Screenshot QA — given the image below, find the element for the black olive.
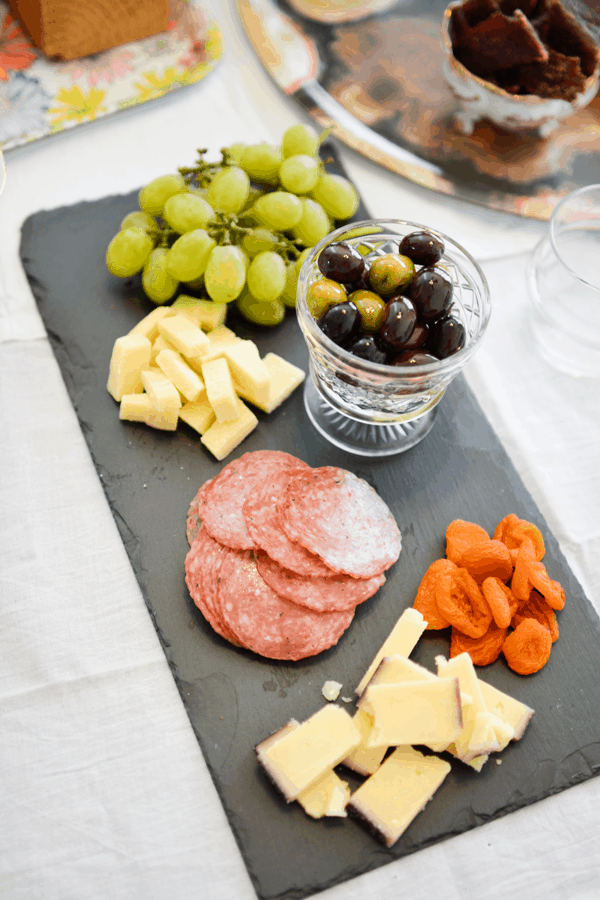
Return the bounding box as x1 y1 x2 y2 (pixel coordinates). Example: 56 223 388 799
317 241 365 283
407 267 453 323
400 231 444 266
348 335 388 364
429 315 466 359
318 300 362 347
379 296 417 351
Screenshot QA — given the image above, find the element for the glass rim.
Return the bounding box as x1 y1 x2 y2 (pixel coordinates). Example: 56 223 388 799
549 183 600 294
296 218 491 377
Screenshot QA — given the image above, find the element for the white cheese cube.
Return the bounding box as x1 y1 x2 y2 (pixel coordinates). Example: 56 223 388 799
129 306 174 343
255 705 361 802
107 334 151 401
172 295 227 331
179 397 216 435
157 313 209 358
221 341 270 406
201 357 239 424
156 349 205 402
141 368 182 413
361 678 462 748
234 352 305 413
200 396 258 461
356 608 427 696
347 746 451 847
150 333 179 365
119 393 178 431
186 325 241 372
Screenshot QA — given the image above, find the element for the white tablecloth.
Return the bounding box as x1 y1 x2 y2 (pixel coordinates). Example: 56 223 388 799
1 3 599 899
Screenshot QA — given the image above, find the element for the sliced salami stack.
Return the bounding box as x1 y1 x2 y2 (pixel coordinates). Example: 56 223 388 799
184 451 402 661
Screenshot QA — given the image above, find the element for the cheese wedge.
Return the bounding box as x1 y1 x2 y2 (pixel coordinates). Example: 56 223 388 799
361 678 462 748
234 352 305 413
141 368 182 413
347 746 451 847
201 357 239 424
107 334 151 401
157 313 209 358
200 396 258 461
436 655 501 761
342 708 388 777
255 705 361 802
221 341 270 406
155 349 205 403
356 608 427 696
179 397 216 435
478 679 534 741
119 393 178 431
297 770 350 819
129 306 174 342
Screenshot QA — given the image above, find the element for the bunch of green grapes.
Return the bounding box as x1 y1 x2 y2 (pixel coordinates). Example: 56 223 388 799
105 123 360 326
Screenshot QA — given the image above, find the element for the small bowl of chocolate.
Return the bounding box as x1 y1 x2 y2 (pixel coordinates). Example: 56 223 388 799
442 0 600 136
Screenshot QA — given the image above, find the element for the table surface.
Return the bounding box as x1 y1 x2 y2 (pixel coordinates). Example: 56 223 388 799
2 3 600 900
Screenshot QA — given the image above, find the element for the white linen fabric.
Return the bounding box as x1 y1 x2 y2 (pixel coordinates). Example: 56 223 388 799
1 3 599 899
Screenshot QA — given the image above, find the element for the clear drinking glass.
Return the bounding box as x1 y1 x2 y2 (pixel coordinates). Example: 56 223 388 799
527 184 600 378
296 219 491 456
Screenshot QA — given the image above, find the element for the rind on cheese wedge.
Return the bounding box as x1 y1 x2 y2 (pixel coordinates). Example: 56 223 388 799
347 746 451 847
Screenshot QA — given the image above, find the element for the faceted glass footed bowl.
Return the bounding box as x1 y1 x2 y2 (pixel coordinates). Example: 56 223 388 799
296 219 491 456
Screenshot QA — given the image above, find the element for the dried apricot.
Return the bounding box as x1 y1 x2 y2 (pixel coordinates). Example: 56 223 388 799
510 538 537 602
450 621 507 666
413 559 455 629
493 513 519 545
495 514 545 561
526 562 565 611
445 519 489 567
502 618 552 675
461 540 513 584
512 590 559 642
481 577 517 628
435 567 492 639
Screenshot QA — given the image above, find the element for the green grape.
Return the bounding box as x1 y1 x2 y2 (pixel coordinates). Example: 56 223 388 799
239 143 282 184
138 173 187 217
292 198 331 247
120 211 156 233
163 193 214 233
242 227 279 257
106 227 154 277
224 142 247 165
142 248 179 304
207 166 250 214
294 247 312 278
166 229 216 282
279 154 320 194
252 191 303 231
236 291 285 327
204 245 247 303
247 251 286 303
281 123 319 158
311 174 359 221
280 261 299 308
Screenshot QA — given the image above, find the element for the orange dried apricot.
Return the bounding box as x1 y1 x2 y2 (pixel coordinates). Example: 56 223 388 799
481 577 517 629
450 621 507 666
461 539 513 584
495 514 545 561
413 558 455 629
435 567 492 639
510 538 537 602
493 513 519 545
445 519 489 567
502 618 552 675
526 562 565 611
512 590 559 642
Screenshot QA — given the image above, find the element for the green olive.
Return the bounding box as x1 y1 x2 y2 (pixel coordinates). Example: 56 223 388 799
306 278 347 319
348 290 386 333
368 253 415 296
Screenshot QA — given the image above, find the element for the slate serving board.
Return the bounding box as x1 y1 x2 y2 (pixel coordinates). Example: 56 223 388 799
20 147 600 900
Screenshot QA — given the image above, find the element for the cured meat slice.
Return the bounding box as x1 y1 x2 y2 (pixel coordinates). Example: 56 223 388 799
218 551 354 661
243 466 338 578
255 551 386 613
184 524 242 646
281 467 402 579
200 450 307 550
186 478 213 546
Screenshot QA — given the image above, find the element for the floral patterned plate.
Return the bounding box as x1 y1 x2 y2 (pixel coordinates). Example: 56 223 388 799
0 0 222 152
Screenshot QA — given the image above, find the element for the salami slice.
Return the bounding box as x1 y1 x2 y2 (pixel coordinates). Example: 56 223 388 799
218 550 354 661
255 551 386 613
243 466 338 578
184 524 242 646
200 450 307 550
186 478 213 546
281 467 402 579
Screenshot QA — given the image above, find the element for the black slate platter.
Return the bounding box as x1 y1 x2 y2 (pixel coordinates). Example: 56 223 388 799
20 145 600 900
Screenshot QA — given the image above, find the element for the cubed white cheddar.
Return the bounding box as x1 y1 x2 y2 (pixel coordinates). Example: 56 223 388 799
157 313 210 358
347 746 451 847
361 678 462 748
201 357 239 424
342 708 388 777
172 295 227 331
179 396 216 435
186 325 241 373
478 679 534 741
141 367 182 413
255 705 361 802
107 334 151 401
119 393 178 431
297 769 350 819
234 352 305 413
201 396 258 461
129 306 174 343
355 608 427 696
155 349 205 402
221 340 270 406
150 333 180 365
